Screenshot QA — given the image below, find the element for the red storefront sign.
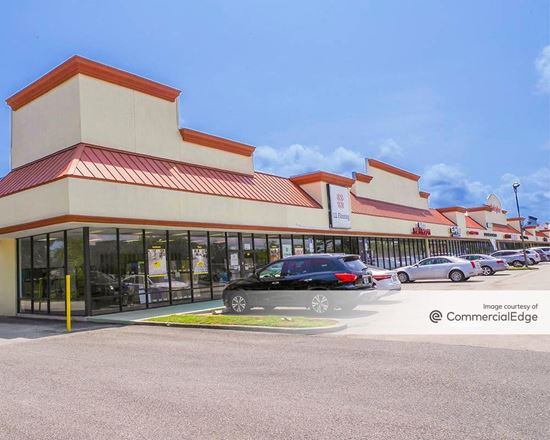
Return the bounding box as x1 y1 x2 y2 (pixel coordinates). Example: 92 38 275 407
467 231 479 235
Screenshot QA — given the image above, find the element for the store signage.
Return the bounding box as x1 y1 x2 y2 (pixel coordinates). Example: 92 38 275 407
467 231 479 235
483 232 497 237
450 226 462 237
148 248 167 275
503 234 512 239
192 245 209 274
327 184 351 229
486 194 503 213
412 222 431 236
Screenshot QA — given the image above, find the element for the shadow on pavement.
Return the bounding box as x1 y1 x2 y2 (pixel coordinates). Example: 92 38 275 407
0 317 120 341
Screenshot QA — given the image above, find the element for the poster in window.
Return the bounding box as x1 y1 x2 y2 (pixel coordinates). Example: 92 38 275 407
192 246 209 274
269 244 281 262
229 252 239 269
294 245 304 255
148 248 167 276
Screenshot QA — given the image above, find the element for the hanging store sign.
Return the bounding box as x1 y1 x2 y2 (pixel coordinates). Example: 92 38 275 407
450 226 462 237
327 184 351 229
148 248 167 276
412 222 431 236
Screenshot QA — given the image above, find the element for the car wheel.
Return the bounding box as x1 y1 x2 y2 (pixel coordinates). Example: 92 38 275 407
481 266 493 276
228 292 249 314
511 260 523 267
397 272 409 283
310 292 331 315
449 270 465 282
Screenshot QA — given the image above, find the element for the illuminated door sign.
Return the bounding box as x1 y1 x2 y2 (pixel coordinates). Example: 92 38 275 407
450 226 461 237
328 184 351 229
413 222 431 236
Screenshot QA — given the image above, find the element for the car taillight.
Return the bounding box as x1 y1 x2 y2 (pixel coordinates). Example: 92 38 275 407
496 259 505 264
470 261 476 268
372 274 391 281
335 273 358 283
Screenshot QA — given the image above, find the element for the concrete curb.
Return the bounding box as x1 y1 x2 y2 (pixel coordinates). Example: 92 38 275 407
129 319 348 335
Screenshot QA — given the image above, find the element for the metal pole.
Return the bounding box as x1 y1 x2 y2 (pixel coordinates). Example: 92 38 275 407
66 274 71 333
513 185 529 266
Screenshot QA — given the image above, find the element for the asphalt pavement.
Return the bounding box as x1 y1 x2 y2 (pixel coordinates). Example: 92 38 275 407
1 266 549 439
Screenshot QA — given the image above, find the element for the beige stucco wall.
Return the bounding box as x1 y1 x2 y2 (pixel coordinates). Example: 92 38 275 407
11 76 82 169
10 74 254 174
78 75 254 174
0 239 17 316
0 179 70 230
362 166 428 209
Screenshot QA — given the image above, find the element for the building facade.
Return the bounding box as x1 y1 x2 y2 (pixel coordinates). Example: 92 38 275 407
0 56 548 317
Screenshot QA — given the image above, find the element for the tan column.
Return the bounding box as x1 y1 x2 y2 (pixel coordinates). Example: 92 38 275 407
0 239 17 316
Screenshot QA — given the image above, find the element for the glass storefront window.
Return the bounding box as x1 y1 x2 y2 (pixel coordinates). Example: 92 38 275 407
281 235 293 258
89 229 119 315
268 235 281 262
145 230 170 307
168 231 192 304
67 229 85 316
293 235 305 255
304 236 314 254
334 237 343 253
48 231 65 314
227 233 241 281
209 232 228 300
325 237 334 253
242 233 254 277
32 235 48 314
18 237 32 313
119 229 146 311
190 232 211 301
254 234 268 268
315 236 325 253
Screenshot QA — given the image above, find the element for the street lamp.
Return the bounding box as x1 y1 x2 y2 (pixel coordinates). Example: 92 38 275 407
512 182 529 266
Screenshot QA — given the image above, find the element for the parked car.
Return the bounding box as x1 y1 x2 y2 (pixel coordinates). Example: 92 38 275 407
528 247 550 262
459 254 509 275
223 254 374 314
490 250 530 267
531 246 550 258
396 256 479 283
525 249 541 264
367 265 401 295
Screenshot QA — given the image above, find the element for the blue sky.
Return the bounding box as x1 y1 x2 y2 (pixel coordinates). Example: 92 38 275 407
1 0 549 220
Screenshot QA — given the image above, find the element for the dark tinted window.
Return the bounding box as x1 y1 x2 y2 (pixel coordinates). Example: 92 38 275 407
282 259 309 276
307 258 341 273
340 257 367 272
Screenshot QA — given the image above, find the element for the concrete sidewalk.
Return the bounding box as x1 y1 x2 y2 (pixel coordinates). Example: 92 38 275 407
86 300 224 324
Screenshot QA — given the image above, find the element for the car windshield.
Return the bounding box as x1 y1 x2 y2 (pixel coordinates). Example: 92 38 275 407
340 256 367 272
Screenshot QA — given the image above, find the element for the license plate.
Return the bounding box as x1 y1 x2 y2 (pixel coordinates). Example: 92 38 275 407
391 274 398 282
362 275 371 284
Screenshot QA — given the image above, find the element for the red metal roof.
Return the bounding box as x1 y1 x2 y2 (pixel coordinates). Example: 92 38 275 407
492 223 520 234
465 216 485 230
351 194 455 226
0 144 320 208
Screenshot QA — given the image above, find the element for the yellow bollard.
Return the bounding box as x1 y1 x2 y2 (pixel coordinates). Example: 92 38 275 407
65 275 71 333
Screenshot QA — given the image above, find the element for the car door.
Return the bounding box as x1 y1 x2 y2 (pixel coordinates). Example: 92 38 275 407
274 258 310 306
253 261 285 306
436 258 454 278
410 258 437 280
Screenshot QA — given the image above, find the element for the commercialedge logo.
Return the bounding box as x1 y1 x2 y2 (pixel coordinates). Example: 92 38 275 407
430 310 538 324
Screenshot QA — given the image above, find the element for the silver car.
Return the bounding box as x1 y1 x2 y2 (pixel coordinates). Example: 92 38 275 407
459 254 509 276
396 256 479 283
490 250 529 267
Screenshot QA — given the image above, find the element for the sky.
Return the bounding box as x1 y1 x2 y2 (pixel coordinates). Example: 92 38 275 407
0 0 549 220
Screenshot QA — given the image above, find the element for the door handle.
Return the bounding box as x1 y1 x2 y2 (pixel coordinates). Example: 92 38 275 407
303 279 312 282
271 281 280 285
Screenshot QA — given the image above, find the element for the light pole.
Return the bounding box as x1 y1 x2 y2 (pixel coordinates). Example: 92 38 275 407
512 182 529 266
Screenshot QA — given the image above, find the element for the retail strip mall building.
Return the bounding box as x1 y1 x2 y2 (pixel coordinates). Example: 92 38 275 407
0 56 548 317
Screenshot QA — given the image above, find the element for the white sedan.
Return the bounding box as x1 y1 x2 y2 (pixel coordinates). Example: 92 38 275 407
396 256 480 283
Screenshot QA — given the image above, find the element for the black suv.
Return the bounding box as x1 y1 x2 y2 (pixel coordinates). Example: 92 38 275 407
222 254 374 315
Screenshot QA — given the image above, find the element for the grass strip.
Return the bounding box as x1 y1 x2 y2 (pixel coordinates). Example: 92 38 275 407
146 313 337 328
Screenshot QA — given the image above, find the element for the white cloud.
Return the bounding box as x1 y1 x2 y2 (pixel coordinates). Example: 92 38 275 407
422 163 491 208
422 163 550 221
376 138 404 160
535 45 550 93
254 144 365 177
